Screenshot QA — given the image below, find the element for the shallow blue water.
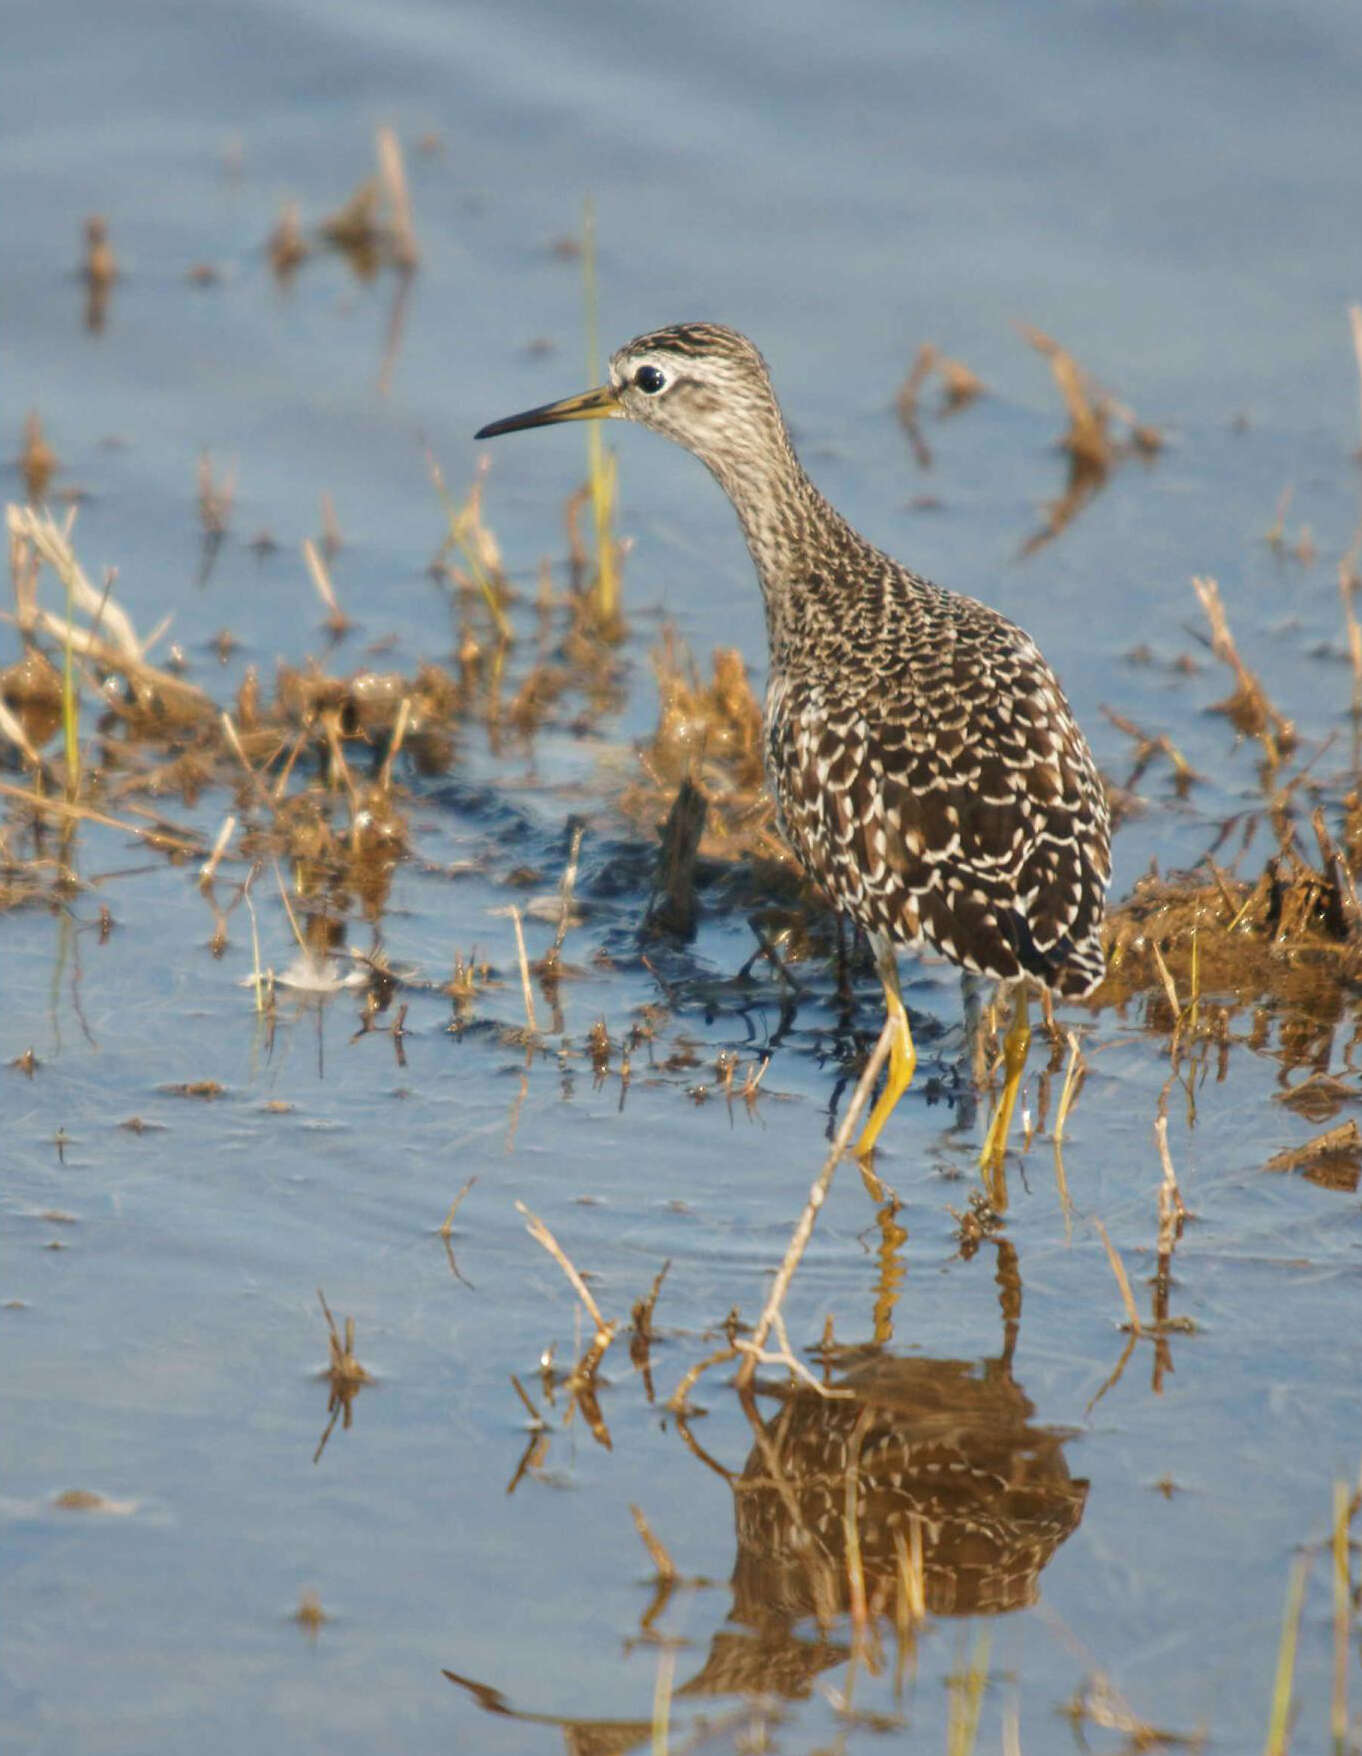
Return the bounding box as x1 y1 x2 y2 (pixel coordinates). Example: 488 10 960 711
4 2 1362 1751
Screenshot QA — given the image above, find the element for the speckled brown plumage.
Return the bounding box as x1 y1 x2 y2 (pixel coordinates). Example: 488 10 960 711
476 322 1111 1156
609 323 1111 996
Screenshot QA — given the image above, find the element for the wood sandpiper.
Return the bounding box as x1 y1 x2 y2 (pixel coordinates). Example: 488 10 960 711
476 322 1111 1167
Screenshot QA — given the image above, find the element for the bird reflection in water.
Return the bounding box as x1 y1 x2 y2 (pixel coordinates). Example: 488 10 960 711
445 1240 1087 1743
684 1238 1087 1697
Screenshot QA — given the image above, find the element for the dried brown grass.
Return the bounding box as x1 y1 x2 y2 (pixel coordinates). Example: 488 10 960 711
620 634 785 865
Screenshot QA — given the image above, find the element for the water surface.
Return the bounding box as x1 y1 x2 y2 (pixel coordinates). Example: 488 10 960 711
4 2 1362 1751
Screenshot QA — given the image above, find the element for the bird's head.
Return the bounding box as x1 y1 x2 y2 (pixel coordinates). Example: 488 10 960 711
476 322 786 483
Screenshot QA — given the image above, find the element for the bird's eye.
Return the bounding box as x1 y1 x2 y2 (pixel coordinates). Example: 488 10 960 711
635 365 666 394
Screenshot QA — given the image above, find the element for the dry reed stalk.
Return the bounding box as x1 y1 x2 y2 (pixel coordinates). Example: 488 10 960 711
0 692 41 765
1050 1029 1084 1229
666 1343 739 1414
896 343 936 417
318 1288 370 1387
629 1261 669 1401
1002 1695 1022 1756
375 125 420 270
735 1014 895 1392
514 1199 613 1348
1263 1118 1361 1178
1064 1674 1180 1749
1311 806 1362 938
24 605 209 716
649 1643 675 1756
509 1374 543 1426
269 722 312 805
895 343 937 468
1263 1552 1310 1756
551 820 585 956
9 512 38 627
1018 323 1109 473
1154 1114 1186 1243
375 696 412 793
510 906 537 1034
19 412 58 502
1015 325 1160 554
302 537 350 635
1052 1031 1085 1145
219 711 273 810
1102 706 1197 793
1192 574 1295 759
428 451 513 642
314 1288 372 1464
269 855 309 956
629 1505 677 1582
895 342 985 456
1093 1218 1142 1334
1331 1474 1352 1749
438 1175 477 1238
629 1261 669 1342
736 1306 848 1400
319 711 360 813
199 814 236 886
241 865 267 1014
740 1056 770 1109
0 778 203 855
7 509 211 727
8 504 140 660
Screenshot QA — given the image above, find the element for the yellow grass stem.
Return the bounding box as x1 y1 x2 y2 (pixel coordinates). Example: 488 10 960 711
1332 1475 1352 1753
61 568 79 800
947 1630 990 1756
1093 1217 1142 1333
649 1641 675 1756
581 196 619 623
1187 925 1199 1033
1264 1551 1310 1756
242 870 266 1016
427 451 513 643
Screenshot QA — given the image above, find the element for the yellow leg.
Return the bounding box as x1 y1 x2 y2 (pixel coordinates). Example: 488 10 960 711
979 986 1031 1175
854 944 917 1159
